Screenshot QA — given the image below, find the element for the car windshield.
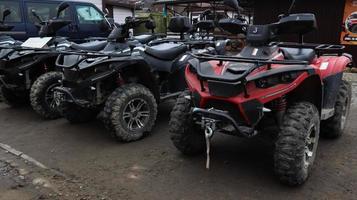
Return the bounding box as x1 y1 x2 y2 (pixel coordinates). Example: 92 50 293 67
26 2 71 23
76 5 104 24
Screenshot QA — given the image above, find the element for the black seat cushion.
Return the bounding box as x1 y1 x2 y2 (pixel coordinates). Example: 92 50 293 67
145 43 188 60
168 16 192 33
280 47 316 63
196 20 215 32
133 34 156 44
70 41 107 51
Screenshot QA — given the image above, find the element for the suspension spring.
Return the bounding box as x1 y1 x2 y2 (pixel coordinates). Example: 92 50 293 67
117 73 125 86
270 96 287 112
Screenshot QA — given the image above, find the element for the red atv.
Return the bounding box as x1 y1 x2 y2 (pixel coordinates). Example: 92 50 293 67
169 13 353 185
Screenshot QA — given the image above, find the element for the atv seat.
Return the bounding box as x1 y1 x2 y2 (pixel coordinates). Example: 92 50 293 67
145 43 188 60
133 34 156 44
70 41 107 51
280 47 316 63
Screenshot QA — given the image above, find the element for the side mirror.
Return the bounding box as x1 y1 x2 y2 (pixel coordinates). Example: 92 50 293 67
100 17 115 31
2 9 11 22
104 8 110 17
223 0 240 14
57 2 70 18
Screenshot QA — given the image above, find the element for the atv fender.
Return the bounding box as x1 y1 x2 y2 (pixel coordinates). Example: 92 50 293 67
287 74 323 115
15 53 57 72
316 55 352 116
318 54 352 79
81 56 160 101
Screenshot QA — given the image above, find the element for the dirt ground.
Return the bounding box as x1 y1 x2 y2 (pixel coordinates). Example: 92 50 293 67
0 81 357 200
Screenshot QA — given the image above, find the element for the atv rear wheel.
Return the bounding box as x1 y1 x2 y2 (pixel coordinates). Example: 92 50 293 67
321 80 351 138
0 86 28 107
60 103 98 124
30 72 62 119
169 91 205 155
110 84 157 142
274 102 320 186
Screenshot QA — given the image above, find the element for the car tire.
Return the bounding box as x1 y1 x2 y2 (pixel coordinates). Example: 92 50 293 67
274 102 320 186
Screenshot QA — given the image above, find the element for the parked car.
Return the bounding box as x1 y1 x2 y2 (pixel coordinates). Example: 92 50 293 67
0 0 113 42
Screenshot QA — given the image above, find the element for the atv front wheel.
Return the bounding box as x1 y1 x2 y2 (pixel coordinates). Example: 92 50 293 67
0 86 28 107
274 102 320 186
109 84 157 142
60 103 98 124
100 88 124 131
169 91 205 155
30 72 62 119
321 80 351 138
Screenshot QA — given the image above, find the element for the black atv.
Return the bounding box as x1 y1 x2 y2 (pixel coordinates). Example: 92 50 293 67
0 3 105 107
0 9 23 102
30 16 163 120
53 15 229 142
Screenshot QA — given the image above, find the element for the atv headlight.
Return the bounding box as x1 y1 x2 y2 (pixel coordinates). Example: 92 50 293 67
255 72 303 88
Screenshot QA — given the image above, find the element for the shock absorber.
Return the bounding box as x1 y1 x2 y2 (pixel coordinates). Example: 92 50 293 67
270 96 287 126
117 73 125 86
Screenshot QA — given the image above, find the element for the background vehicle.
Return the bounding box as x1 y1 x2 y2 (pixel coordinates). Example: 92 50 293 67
0 2 109 108
0 0 113 42
169 0 353 186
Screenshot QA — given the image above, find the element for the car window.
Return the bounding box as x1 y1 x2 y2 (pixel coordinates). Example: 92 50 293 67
26 2 70 24
0 1 22 23
75 5 103 24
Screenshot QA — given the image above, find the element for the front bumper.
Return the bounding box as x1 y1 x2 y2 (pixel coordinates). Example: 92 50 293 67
192 107 257 137
0 69 27 90
54 86 96 108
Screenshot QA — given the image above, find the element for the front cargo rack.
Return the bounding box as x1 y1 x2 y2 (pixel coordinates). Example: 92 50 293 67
189 53 310 98
189 53 308 83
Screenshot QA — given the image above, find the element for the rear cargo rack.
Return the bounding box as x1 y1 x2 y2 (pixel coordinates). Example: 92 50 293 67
274 42 345 56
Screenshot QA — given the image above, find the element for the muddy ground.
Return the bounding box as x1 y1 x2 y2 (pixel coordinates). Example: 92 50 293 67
0 81 357 200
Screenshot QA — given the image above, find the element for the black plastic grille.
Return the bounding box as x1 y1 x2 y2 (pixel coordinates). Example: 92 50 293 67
204 99 244 123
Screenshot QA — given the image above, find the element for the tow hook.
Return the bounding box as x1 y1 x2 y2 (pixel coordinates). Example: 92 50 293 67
202 118 216 169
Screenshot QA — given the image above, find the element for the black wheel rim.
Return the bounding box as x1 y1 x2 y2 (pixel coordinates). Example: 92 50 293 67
45 83 61 110
122 98 150 131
